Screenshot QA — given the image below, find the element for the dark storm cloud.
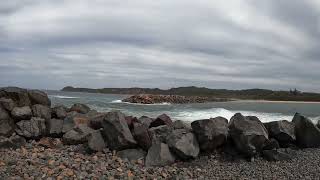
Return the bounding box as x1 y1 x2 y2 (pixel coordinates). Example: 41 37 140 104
0 0 319 91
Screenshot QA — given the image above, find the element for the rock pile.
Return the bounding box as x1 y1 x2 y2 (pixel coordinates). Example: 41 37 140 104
123 94 229 104
2 86 320 171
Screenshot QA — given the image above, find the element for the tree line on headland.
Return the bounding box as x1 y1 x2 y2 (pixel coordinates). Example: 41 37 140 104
62 86 320 102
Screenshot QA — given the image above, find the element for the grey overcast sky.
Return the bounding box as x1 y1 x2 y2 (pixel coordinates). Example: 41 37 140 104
0 0 320 91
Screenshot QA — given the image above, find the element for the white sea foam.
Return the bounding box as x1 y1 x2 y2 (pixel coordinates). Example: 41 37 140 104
174 108 295 123
111 100 123 103
50 95 79 99
110 100 171 106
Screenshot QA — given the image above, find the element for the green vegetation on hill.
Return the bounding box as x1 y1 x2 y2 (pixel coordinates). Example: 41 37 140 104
61 86 320 102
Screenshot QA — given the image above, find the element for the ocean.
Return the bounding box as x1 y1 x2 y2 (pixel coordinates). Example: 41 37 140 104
47 90 320 123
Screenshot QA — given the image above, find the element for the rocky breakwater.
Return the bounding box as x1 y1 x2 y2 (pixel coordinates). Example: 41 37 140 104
122 94 229 104
2 87 320 178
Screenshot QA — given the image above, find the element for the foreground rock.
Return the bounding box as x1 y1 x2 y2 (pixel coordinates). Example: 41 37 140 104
149 114 173 128
16 117 46 138
47 119 64 137
293 113 320 148
101 111 136 150
229 113 269 157
145 142 175 167
0 134 26 149
0 87 31 106
11 106 32 121
264 120 295 147
166 129 199 160
0 107 14 137
117 149 146 161
123 94 229 104
69 103 90 114
262 149 294 161
32 104 51 120
51 105 68 119
0 97 16 111
63 125 94 145
28 90 51 106
86 130 106 152
191 117 228 152
132 122 152 151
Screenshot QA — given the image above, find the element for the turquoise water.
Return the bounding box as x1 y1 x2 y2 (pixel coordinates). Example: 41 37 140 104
47 90 320 123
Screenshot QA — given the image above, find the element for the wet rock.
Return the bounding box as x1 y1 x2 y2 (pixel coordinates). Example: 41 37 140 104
47 119 64 136
101 111 136 150
28 90 51 106
149 125 173 143
0 97 16 111
117 149 146 161
0 134 26 149
145 142 175 167
63 124 94 145
0 87 31 107
292 113 320 148
86 130 106 152
166 129 199 160
191 117 228 151
69 103 90 114
262 149 293 161
132 122 152 151
32 104 51 120
0 106 14 137
16 117 47 138
51 105 68 119
229 113 269 157
149 114 173 128
11 106 32 121
138 116 154 127
264 120 295 147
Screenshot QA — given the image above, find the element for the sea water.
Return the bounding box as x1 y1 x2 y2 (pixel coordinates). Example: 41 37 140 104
47 90 320 123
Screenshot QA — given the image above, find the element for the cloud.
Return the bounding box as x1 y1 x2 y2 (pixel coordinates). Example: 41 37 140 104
0 0 319 91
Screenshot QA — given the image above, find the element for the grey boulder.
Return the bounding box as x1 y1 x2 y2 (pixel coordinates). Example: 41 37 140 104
0 134 26 149
145 142 175 167
51 105 68 119
166 129 199 160
0 97 16 111
149 114 173 128
138 116 154 128
47 118 64 136
264 120 295 147
28 89 51 106
32 104 51 120
191 117 228 151
69 103 90 114
292 113 320 148
132 122 152 151
0 87 31 107
229 113 269 157
0 107 14 137
62 124 94 145
101 111 136 150
149 125 173 143
11 106 32 121
86 130 106 152
262 149 294 161
16 117 46 138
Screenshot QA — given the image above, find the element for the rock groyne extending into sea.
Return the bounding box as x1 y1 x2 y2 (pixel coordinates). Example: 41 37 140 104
1 87 320 179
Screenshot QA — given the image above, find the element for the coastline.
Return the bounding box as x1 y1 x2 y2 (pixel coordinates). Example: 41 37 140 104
236 99 320 104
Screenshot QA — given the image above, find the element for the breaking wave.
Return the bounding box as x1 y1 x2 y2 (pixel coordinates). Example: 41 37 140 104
50 95 79 99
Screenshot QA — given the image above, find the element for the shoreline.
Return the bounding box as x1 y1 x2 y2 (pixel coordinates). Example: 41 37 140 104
236 99 320 104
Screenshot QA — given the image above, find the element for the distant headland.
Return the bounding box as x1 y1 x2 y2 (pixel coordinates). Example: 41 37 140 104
61 86 320 102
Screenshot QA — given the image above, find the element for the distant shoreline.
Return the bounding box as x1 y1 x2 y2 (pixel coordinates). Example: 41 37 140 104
235 100 320 104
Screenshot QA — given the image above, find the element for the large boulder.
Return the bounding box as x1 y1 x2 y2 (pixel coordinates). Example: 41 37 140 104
132 122 152 151
166 129 199 160
101 111 136 150
173 120 190 130
0 107 14 137
85 130 106 152
292 113 320 148
0 134 26 149
62 124 94 145
138 116 154 128
149 125 173 143
11 106 32 121
149 114 173 128
16 117 46 138
0 87 31 107
88 113 106 129
28 90 51 106
191 117 228 151
51 105 68 119
228 113 269 157
0 97 16 111
125 116 138 130
145 142 175 167
47 119 64 137
264 120 295 147
32 104 51 120
262 149 294 161
117 149 146 161
69 103 90 114
62 112 88 133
